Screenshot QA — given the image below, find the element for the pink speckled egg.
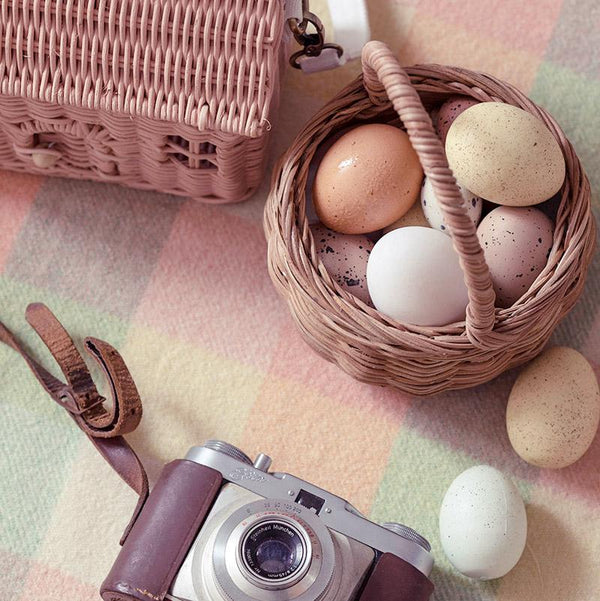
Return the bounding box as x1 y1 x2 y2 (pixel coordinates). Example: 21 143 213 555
477 206 554 308
312 224 374 304
435 96 480 144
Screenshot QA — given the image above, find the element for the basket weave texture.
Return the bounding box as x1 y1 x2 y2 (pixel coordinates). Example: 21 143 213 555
0 0 285 202
264 41 596 396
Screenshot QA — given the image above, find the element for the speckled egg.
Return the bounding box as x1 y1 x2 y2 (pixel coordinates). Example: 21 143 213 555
421 175 482 235
313 124 424 234
435 95 480 144
507 347 600 469
311 224 373 304
446 102 566 206
439 465 527 580
477 206 554 307
383 199 430 233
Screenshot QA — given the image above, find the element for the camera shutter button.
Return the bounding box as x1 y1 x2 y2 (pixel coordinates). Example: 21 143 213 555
253 453 272 472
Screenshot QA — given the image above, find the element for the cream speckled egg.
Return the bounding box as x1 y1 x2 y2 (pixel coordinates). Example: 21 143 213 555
446 102 566 206
477 206 553 308
507 347 600 469
421 176 482 235
311 224 373 304
439 465 527 580
383 199 429 233
313 124 424 234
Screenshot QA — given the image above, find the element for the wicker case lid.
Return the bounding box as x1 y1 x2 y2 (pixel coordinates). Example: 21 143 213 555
0 0 285 138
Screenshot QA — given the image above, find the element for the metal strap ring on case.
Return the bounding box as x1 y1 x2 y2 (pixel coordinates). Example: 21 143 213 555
288 2 343 68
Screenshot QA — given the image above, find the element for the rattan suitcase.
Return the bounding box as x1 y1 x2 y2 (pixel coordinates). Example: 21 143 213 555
0 0 288 203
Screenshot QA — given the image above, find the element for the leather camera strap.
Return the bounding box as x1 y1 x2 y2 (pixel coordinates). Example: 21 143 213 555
0 303 148 543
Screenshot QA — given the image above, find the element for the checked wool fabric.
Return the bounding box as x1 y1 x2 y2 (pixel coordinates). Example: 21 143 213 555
1 1 599 600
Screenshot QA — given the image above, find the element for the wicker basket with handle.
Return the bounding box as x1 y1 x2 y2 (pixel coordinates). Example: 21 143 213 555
264 41 596 396
0 0 288 203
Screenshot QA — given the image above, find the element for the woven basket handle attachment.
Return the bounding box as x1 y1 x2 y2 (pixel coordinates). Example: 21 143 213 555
361 41 496 342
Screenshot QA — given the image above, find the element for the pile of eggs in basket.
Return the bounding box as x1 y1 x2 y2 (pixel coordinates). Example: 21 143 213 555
307 99 600 585
309 98 565 327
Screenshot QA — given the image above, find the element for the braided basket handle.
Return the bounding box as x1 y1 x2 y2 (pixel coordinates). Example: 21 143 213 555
361 41 496 341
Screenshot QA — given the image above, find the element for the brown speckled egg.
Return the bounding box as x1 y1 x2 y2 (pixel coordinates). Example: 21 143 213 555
477 206 553 308
507 347 600 469
312 224 373 304
446 102 566 206
435 95 480 144
313 124 424 234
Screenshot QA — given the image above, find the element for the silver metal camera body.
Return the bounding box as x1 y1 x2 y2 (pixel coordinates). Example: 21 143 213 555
167 441 433 601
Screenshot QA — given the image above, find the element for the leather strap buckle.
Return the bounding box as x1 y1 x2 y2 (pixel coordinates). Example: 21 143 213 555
59 389 106 416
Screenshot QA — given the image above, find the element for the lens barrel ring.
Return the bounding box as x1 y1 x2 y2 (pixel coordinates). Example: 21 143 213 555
240 519 310 583
205 498 336 601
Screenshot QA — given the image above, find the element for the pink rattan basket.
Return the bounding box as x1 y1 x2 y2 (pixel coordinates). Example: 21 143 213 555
0 0 287 203
264 41 596 396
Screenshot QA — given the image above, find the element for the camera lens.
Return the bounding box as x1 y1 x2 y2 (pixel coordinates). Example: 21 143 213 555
242 520 306 582
209 500 334 599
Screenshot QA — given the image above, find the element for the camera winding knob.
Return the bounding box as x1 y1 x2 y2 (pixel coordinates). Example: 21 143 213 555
203 440 253 465
382 522 431 552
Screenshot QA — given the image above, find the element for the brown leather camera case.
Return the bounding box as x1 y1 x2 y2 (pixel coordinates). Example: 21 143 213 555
359 552 434 601
101 460 222 601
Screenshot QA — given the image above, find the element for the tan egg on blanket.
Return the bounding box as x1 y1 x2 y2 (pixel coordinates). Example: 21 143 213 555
507 347 600 469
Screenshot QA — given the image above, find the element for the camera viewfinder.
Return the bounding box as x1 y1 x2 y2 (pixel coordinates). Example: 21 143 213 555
295 489 325 514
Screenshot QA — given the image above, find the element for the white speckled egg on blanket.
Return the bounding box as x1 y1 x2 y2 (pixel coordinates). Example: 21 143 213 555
439 465 527 580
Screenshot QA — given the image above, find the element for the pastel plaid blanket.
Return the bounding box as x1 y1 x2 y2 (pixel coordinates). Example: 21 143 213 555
1 1 598 600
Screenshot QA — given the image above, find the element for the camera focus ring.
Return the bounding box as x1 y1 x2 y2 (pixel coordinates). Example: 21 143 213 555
241 519 310 585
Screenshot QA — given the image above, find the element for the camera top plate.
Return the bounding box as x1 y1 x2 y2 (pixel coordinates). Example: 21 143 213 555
185 443 433 577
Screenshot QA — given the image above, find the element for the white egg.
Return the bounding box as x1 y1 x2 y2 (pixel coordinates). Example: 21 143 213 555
366 227 469 327
439 465 527 580
421 176 482 235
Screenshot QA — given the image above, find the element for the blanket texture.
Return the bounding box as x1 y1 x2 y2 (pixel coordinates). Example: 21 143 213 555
1 1 598 600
